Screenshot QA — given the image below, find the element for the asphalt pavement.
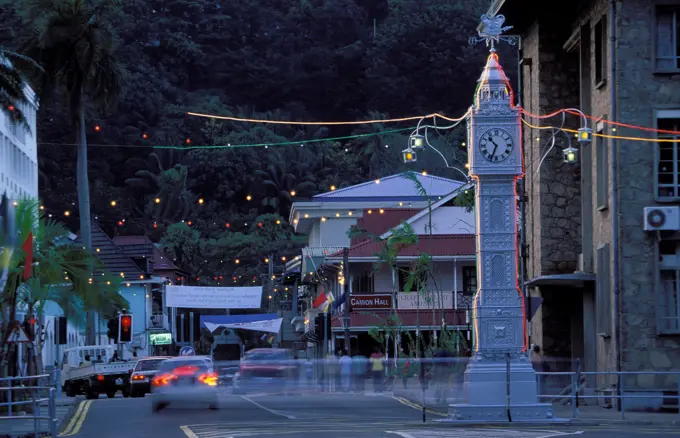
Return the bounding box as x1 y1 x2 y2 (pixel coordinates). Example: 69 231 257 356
60 390 680 438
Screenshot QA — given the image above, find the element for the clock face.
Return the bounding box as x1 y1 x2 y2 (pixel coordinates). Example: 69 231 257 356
478 128 514 162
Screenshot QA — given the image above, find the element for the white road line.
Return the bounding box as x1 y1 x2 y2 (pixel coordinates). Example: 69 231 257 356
179 425 200 438
241 395 297 420
386 432 417 438
535 432 584 438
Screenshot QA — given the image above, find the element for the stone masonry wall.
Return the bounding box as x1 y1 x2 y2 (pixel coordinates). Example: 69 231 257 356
521 15 582 356
614 0 680 383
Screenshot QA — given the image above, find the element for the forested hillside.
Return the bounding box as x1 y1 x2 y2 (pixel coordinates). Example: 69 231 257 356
0 0 510 283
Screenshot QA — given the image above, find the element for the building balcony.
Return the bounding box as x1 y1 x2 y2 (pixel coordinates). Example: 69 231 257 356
149 313 169 331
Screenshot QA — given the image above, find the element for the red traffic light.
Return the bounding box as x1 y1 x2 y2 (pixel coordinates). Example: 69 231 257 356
118 314 133 343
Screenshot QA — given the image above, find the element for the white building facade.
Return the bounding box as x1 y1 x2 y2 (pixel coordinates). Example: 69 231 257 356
0 83 39 201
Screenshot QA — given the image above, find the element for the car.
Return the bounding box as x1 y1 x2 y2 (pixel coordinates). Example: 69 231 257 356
150 356 220 412
233 348 298 395
129 356 171 398
216 365 239 387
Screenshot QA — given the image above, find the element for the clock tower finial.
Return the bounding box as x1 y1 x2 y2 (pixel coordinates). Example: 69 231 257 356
475 52 515 110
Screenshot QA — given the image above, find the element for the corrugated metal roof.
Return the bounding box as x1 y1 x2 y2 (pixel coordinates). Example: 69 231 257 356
76 222 145 279
332 234 476 258
112 236 179 272
312 173 464 201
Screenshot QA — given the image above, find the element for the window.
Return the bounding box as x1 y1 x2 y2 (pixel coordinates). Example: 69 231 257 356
658 240 680 333
656 114 680 199
596 118 608 209
656 6 680 72
596 244 611 336
462 266 477 295
352 269 374 294
398 268 425 292
594 16 607 85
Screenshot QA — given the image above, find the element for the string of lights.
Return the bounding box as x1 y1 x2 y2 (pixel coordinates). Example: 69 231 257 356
521 118 680 143
186 111 469 125
37 126 417 150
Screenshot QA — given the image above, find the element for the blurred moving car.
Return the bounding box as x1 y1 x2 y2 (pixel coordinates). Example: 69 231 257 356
129 356 171 397
150 356 220 412
233 348 297 395
216 365 239 387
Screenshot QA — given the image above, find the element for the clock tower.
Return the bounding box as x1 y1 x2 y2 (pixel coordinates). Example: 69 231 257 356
448 50 554 421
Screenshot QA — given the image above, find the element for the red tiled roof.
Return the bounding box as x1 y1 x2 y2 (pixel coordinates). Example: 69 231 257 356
332 310 467 328
350 209 420 245
336 234 475 258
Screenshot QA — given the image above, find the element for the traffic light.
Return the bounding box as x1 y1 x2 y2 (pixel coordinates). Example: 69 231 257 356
55 316 66 345
119 314 133 343
107 317 119 342
313 314 331 341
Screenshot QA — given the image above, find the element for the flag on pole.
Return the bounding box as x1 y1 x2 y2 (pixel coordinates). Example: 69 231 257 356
321 292 335 313
313 291 328 309
22 232 33 280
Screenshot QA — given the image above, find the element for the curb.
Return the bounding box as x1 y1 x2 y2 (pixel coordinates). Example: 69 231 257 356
56 398 81 435
395 392 680 427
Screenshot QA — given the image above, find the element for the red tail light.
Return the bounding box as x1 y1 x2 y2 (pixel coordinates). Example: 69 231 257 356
152 373 176 386
97 374 105 382
131 374 145 381
198 372 218 387
174 366 199 376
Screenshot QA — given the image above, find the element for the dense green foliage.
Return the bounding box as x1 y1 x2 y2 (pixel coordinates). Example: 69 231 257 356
0 0 511 283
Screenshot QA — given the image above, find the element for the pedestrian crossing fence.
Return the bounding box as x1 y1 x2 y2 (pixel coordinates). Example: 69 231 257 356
0 373 58 438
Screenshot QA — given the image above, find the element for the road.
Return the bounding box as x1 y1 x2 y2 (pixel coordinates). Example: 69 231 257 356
60 391 679 438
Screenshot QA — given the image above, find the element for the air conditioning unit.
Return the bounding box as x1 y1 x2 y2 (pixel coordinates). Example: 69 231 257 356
643 206 680 231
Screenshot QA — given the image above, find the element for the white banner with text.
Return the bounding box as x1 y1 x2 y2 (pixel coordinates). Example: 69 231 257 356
397 291 454 310
166 286 262 309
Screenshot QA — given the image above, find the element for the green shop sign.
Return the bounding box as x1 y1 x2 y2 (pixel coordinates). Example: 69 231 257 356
149 332 172 345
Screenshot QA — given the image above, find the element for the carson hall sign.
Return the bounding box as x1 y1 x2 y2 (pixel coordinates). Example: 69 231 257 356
349 294 393 310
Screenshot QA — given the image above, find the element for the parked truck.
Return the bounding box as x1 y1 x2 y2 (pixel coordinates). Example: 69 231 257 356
60 346 136 399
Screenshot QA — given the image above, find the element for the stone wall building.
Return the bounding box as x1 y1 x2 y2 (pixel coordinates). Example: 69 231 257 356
489 0 680 396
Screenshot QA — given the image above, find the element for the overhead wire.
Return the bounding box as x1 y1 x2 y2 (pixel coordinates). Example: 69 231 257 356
521 107 680 136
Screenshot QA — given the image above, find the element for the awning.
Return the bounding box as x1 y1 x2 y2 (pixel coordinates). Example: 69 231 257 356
201 314 283 334
525 273 596 288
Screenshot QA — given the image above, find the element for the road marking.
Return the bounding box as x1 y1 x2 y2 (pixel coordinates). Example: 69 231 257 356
241 395 297 420
180 425 202 438
58 400 92 436
386 432 417 438
58 400 86 436
535 432 584 438
392 395 447 417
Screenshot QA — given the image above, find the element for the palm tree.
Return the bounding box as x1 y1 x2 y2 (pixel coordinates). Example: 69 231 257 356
125 155 195 224
20 0 123 344
1 199 127 377
254 155 317 216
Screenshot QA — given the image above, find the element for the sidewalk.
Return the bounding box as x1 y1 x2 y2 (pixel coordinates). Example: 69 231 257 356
0 395 77 438
393 379 680 426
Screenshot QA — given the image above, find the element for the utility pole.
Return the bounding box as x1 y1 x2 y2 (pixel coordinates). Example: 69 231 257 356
268 255 274 313
342 248 350 355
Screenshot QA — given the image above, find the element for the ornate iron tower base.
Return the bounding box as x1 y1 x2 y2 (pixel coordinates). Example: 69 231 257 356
448 354 555 422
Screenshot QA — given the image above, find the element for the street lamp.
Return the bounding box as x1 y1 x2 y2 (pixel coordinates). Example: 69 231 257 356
563 146 578 164
409 133 425 150
402 148 417 163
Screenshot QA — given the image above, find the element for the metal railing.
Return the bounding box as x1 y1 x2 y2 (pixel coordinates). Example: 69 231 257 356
0 372 59 438
537 368 680 420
